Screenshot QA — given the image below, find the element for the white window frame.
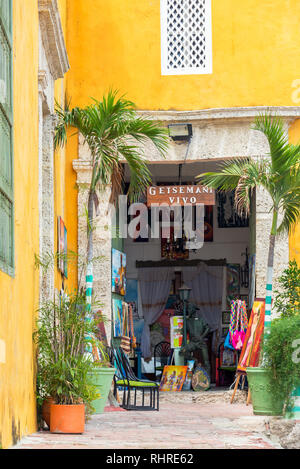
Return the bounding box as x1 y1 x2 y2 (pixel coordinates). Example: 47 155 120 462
160 0 213 76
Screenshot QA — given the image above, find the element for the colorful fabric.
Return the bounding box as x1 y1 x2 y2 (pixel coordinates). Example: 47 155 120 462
229 300 238 339
239 300 248 331
228 299 248 351
237 300 265 373
229 299 248 339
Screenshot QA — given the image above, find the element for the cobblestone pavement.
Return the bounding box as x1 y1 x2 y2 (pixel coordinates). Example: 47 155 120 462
15 400 281 449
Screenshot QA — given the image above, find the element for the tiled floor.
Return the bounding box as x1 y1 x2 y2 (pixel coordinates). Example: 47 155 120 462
15 401 280 449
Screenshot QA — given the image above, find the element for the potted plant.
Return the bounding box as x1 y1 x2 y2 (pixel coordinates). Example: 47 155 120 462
34 289 104 433
87 311 116 414
263 261 300 418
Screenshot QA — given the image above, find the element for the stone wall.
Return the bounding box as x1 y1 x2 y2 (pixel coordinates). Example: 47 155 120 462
38 0 69 303
73 157 113 344
73 106 296 339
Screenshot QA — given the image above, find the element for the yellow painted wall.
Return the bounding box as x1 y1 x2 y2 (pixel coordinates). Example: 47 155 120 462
0 0 70 448
0 0 39 448
66 0 300 110
54 0 78 293
65 0 300 265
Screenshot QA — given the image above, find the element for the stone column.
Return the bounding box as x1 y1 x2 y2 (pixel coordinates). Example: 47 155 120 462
255 186 289 314
38 70 55 303
73 159 113 344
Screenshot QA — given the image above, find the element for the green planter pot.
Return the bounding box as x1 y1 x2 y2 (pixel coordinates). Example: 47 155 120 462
246 367 283 416
88 367 115 414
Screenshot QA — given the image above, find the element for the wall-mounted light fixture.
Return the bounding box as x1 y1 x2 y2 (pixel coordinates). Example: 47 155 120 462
168 123 193 141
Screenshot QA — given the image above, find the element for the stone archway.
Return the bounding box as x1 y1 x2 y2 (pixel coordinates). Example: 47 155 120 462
72 106 297 337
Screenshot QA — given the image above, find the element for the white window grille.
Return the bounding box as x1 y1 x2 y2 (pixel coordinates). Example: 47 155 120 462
160 0 212 75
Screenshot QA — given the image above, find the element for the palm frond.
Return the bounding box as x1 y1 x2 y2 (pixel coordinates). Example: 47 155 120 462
198 158 271 216
53 90 169 203
253 114 300 176
198 158 253 188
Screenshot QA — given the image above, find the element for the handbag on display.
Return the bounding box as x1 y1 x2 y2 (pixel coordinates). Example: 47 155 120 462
224 330 236 351
225 299 248 351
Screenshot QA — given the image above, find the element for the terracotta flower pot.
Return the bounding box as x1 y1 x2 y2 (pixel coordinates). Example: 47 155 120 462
41 397 55 428
50 403 85 434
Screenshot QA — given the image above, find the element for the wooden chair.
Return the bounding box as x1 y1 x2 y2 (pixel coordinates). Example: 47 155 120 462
111 346 159 411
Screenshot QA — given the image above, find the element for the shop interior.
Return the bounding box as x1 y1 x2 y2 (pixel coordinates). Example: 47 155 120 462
112 161 254 392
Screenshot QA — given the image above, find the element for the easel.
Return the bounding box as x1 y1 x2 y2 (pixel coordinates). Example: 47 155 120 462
230 371 251 405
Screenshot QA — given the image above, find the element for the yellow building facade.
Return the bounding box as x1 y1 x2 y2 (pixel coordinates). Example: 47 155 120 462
65 0 300 326
65 0 300 268
0 0 69 448
1 0 300 448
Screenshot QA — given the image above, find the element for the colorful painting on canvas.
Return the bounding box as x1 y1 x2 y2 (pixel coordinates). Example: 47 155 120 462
159 365 188 392
237 300 265 373
112 298 124 338
226 263 240 308
170 316 184 349
133 318 144 344
112 249 126 296
125 279 139 318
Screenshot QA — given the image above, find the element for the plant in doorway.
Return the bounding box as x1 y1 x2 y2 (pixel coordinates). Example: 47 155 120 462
198 114 300 415
34 288 104 433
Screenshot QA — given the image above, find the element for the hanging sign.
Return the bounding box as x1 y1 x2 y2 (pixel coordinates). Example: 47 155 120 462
147 185 215 207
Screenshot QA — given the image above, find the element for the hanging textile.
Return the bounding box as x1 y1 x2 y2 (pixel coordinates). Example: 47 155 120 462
182 263 224 352
229 299 248 351
139 267 173 359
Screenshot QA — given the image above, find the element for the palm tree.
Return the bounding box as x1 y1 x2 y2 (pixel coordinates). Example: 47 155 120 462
198 114 300 340
54 90 169 311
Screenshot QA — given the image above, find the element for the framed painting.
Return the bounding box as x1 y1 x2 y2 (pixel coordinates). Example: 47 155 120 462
222 327 229 337
204 205 213 242
133 318 144 344
112 298 124 338
217 191 249 228
125 279 139 319
159 365 188 392
161 226 189 260
170 316 184 349
222 311 230 324
226 263 240 308
112 248 126 296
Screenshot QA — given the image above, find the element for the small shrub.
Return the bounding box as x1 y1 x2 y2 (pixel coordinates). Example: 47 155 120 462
264 315 300 414
273 260 300 317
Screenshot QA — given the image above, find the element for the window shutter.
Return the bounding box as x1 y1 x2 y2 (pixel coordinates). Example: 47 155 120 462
0 0 13 275
161 0 212 76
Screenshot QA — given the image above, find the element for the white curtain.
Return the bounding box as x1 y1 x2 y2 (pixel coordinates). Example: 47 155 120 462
183 263 223 350
139 267 173 358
